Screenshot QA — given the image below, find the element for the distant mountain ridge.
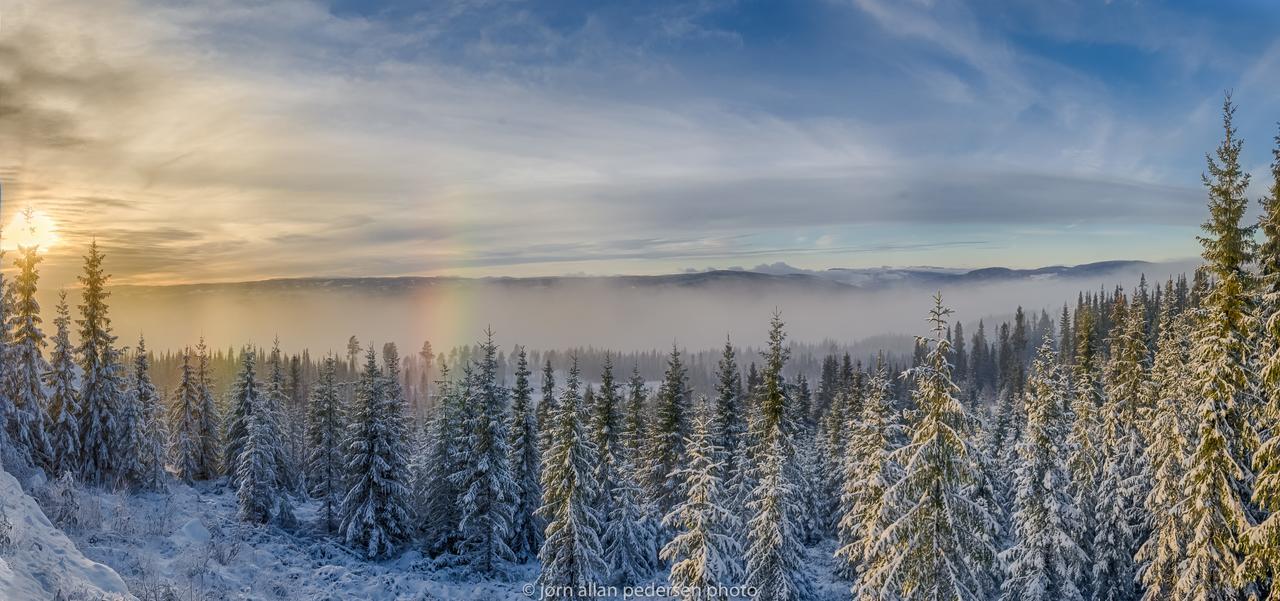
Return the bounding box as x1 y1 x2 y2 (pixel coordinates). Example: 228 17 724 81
113 260 1156 294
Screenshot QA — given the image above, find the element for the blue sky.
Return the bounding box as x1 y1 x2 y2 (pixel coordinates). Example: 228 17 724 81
2 0 1279 283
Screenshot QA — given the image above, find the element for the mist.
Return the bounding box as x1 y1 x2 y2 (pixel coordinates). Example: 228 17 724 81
72 260 1198 357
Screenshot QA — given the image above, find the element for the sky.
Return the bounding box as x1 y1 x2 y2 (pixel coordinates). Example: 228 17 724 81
2 0 1279 286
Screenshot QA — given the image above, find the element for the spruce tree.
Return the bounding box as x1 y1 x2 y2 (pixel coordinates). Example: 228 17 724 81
591 355 623 531
453 330 517 575
536 356 607 597
604 366 659 585
76 241 125 486
661 415 743 601
126 337 167 491
45 292 80 478
169 348 202 484
864 295 999 601
508 347 544 561
421 366 465 554
233 349 274 523
8 245 53 469
537 359 557 457
650 344 692 515
194 338 222 480
1000 339 1086 601
1177 95 1259 601
264 339 294 492
224 346 258 487
340 346 413 559
306 356 343 533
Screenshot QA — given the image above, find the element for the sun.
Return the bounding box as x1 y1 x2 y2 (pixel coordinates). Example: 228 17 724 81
2 207 61 253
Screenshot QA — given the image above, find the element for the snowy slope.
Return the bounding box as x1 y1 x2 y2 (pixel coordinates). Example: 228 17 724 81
0 467 134 601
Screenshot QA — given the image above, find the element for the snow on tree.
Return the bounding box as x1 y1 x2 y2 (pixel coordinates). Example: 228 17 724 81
591 355 623 532
123 336 167 491
264 339 295 492
648 344 692 515
536 356 607 598
711 338 746 491
452 330 517 576
744 311 813 601
234 349 275 524
508 346 544 561
834 357 901 587
76 241 126 486
168 348 202 484
306 356 344 533
7 245 53 470
1247 124 1280 601
420 365 466 555
863 294 999 601
45 292 80 478
194 338 222 480
1065 302 1104 589
1093 293 1148 601
224 346 259 488
1177 95 1259 601
537 359 557 458
1136 291 1194 600
999 338 1086 601
661 415 743 601
340 345 413 559
603 365 660 585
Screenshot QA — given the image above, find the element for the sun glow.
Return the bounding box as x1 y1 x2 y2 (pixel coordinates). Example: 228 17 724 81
2 207 61 253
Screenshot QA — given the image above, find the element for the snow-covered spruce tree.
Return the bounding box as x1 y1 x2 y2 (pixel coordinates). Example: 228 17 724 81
126 336 167 491
649 344 692 516
0 257 13 465
1093 294 1148 601
76 241 127 486
999 338 1086 601
1177 95 1259 601
306 356 344 534
116 336 150 489
194 338 222 480
711 337 746 487
536 356 607 598
537 359 557 458
834 358 900 586
864 294 999 601
45 292 81 477
1065 302 1104 590
744 311 813 601
264 339 294 492
591 355 623 534
8 245 53 470
508 347 544 561
820 365 861 537
340 345 413 559
603 365 660 585
1136 292 1194 601
1247 124 1280 600
661 415 743 601
421 366 466 554
234 349 275 524
224 346 259 487
169 348 202 484
453 330 517 576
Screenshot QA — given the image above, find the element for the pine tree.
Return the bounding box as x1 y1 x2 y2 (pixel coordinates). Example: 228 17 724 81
1000 339 1086 601
1248 124 1280 601
116 337 151 489
264 339 294 492
45 292 80 478
169 348 202 484
1136 294 1194 600
194 339 222 480
233 349 274 524
340 346 413 559
307 356 344 534
649 344 692 515
224 346 258 487
421 366 466 554
76 241 125 486
1177 95 1259 601
537 359 557 457
508 347 544 561
834 358 900 587
603 366 659 585
744 312 813 601
7 245 53 469
536 356 607 598
591 355 623 532
864 294 999 601
126 337 167 491
661 415 743 601
453 330 517 575
1066 303 1104 589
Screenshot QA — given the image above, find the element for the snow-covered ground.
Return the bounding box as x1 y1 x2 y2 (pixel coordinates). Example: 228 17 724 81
13 473 847 600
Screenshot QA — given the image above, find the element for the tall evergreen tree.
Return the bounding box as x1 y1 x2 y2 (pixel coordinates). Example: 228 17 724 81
1249 124 1280 601
340 346 413 559
591 356 623 528
1000 339 1086 601
306 356 344 533
1177 95 1259 601
7 245 52 469
835 358 900 587
536 356 607 598
194 338 222 480
508 347 543 561
537 359 557 457
661 415 743 601
169 348 202 484
604 366 659 585
45 292 80 477
233 349 274 524
264 339 294 492
864 295 999 601
76 241 126 485
649 344 692 515
125 337 167 491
